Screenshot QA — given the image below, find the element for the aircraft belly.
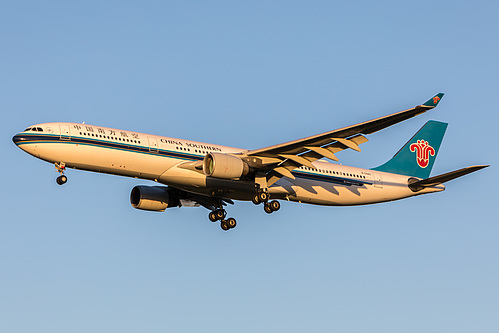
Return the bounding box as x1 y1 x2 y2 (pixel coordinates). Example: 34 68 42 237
158 167 257 200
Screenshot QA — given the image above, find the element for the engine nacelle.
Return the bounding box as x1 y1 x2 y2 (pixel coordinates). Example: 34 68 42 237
130 186 180 212
203 152 249 179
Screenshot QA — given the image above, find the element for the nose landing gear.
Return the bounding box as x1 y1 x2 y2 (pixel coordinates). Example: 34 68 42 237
56 175 67 185
55 162 67 185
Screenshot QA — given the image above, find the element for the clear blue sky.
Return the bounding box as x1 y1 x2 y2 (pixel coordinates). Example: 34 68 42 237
1 1 497 332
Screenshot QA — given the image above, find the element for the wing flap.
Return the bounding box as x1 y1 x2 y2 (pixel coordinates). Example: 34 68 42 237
274 167 296 180
305 146 339 161
332 137 361 152
278 154 316 169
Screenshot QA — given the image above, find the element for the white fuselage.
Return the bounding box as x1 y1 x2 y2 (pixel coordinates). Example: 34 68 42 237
13 122 444 206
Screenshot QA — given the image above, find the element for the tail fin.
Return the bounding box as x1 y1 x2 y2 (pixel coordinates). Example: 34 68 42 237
372 120 448 178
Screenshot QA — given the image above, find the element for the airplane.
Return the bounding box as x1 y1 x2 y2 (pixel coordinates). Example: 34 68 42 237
12 93 488 231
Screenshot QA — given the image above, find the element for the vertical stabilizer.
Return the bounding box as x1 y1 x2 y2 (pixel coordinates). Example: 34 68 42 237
372 121 448 178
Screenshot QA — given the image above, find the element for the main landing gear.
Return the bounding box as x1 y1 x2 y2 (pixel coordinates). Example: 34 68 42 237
208 208 237 231
252 190 280 214
264 200 280 214
55 162 67 185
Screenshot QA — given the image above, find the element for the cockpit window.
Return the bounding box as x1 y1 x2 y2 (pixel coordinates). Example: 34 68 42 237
36 127 43 132
25 127 32 131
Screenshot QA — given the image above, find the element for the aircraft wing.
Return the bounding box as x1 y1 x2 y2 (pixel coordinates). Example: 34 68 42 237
241 93 444 184
247 93 444 158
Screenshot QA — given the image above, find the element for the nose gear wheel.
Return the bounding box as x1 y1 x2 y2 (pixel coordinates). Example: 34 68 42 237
55 162 67 185
56 175 67 185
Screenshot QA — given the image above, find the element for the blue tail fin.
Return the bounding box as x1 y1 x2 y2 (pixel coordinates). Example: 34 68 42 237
372 120 448 178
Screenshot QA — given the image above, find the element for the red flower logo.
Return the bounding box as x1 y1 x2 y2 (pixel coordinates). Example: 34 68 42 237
433 96 440 104
410 140 435 168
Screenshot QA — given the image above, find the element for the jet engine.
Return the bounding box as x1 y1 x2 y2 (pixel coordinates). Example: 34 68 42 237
130 186 180 212
203 152 250 179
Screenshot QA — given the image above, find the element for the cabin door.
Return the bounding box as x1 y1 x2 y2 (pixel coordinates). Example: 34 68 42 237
59 125 71 140
148 137 158 152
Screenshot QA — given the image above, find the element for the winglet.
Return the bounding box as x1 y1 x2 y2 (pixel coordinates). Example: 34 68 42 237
422 93 444 107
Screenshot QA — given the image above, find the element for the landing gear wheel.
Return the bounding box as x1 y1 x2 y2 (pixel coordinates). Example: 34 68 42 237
56 175 67 185
220 220 229 231
208 211 218 222
270 200 280 212
264 203 273 214
258 192 268 203
215 209 226 220
226 217 237 229
252 193 261 205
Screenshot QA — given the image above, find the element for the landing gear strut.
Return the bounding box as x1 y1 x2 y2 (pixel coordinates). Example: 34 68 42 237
55 162 67 185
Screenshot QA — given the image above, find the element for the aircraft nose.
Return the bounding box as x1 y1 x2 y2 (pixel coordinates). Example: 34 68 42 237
12 133 25 145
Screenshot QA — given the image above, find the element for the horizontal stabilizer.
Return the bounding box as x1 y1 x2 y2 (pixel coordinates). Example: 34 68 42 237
409 165 489 191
